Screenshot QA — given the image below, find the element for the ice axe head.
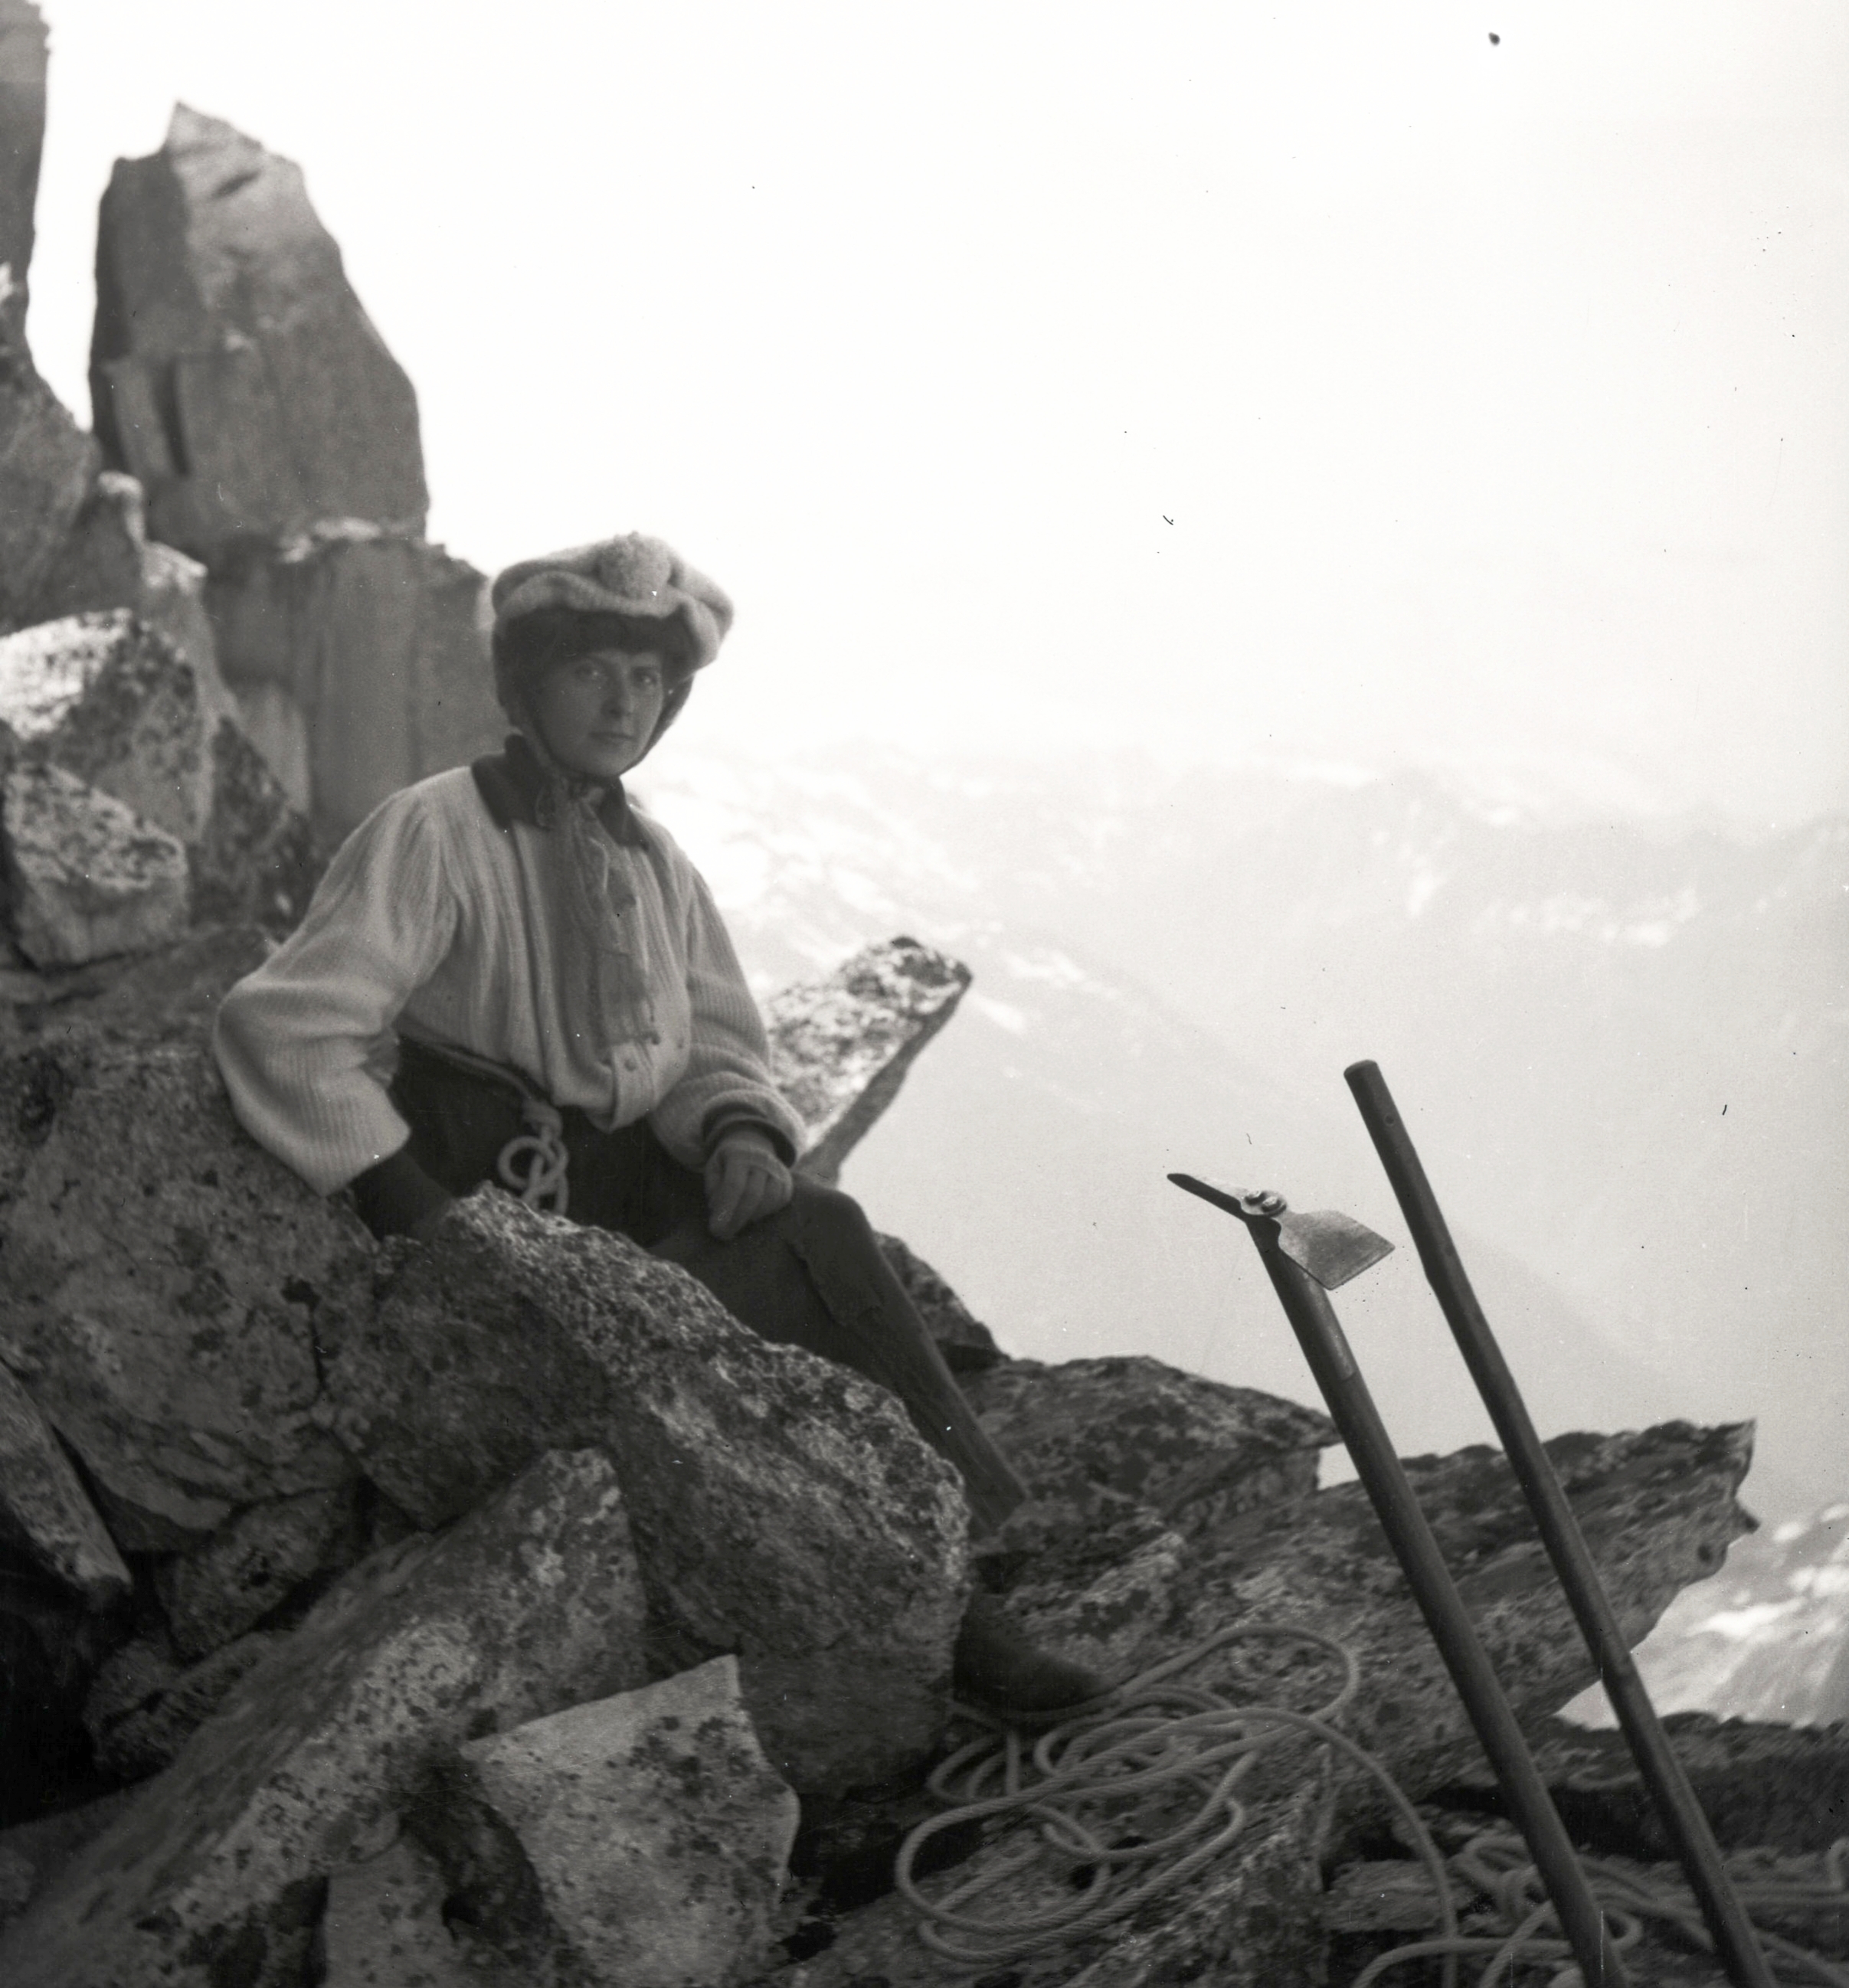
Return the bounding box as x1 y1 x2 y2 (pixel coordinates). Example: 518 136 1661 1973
1167 1173 1394 1289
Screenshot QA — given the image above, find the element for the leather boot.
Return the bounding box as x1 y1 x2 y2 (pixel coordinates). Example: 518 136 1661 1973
953 1591 1111 1716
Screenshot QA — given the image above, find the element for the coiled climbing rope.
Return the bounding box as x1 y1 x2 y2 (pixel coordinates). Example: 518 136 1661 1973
896 1624 1849 1986
495 1096 571 1215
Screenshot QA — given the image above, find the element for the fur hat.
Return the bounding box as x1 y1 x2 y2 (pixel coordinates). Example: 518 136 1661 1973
489 533 734 671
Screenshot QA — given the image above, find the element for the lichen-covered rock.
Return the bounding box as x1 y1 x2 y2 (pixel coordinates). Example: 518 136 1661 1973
155 1483 362 1659
426 1656 800 1988
767 938 972 1184
90 106 427 564
27 473 228 685
1160 1421 1756 1809
876 1231 1002 1372
1 757 191 966
960 1355 1334 1613
207 520 504 840
2 920 273 1045
1440 1713 1849 1857
0 610 319 933
0 1358 129 1607
320 1831 476 1988
0 1448 648 1988
964 1353 1337 1520
321 1188 970 1794
0 1030 368 1539
83 1627 281 1782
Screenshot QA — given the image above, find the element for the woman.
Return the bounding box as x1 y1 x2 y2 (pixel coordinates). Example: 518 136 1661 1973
213 531 1104 1718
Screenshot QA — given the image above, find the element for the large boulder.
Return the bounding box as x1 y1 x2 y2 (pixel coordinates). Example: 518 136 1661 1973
1148 1421 1756 1812
419 1656 800 1988
0 1029 369 1542
0 611 319 938
322 1189 971 1795
0 1 46 343
205 520 504 840
768 937 972 1184
90 106 427 564
0 1447 648 1988
1 756 191 968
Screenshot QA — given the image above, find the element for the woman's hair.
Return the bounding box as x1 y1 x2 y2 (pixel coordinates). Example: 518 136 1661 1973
491 606 696 682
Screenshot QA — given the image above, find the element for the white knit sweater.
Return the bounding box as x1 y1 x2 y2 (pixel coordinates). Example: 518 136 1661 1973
212 767 804 1195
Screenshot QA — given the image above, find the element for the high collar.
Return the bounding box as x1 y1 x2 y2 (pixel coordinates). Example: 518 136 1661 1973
470 733 650 846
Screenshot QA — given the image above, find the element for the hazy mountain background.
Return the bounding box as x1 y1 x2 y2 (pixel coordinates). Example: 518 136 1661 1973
638 743 1845 1533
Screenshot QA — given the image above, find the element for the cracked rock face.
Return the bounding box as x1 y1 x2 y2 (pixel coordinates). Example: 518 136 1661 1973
206 522 506 845
767 938 972 1185
422 1656 800 1988
0 1449 647 1988
0 612 320 943
326 1189 972 1796
90 106 427 564
0 1031 370 1539
0 1358 129 1607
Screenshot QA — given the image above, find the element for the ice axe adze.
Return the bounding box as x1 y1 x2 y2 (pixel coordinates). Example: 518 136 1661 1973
1169 1171 1633 1988
1343 1060 1775 1988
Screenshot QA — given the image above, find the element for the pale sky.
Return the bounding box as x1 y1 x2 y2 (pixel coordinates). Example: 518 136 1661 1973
25 1 1849 827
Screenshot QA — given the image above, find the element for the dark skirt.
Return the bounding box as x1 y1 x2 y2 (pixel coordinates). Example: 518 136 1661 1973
390 1037 1026 1533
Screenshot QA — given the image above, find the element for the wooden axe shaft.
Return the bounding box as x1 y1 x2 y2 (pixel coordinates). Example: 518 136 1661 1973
1344 1058 1775 1988
1245 1234 1633 1988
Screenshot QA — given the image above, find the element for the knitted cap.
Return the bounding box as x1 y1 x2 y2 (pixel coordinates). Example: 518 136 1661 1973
490 533 734 671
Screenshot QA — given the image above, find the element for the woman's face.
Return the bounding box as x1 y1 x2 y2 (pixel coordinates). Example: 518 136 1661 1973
529 649 670 781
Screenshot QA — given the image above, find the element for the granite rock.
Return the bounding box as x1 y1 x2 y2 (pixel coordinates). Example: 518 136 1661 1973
0 2 46 343
322 1188 971 1795
1 919 273 1045
84 1627 281 1782
1439 1712 1849 1858
155 1483 363 1659
319 1831 477 1988
427 1656 800 1988
0 338 98 633
0 610 317 933
0 1448 647 1988
0 1357 129 1606
1158 1421 1756 1812
90 106 427 563
207 520 504 840
0 1029 368 1539
767 937 971 1185
27 472 226 684
1 757 191 967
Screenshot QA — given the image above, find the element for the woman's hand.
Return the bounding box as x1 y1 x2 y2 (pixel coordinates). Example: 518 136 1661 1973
704 1126 794 1241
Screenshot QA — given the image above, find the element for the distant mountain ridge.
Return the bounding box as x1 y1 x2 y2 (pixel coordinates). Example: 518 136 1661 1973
638 742 1847 1520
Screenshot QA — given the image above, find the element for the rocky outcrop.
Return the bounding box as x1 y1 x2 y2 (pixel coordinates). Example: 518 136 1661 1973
206 521 505 840
0 1448 646 1988
0 1031 370 1540
0 2 46 343
1 756 191 966
418 1657 800 1988
323 1189 970 1796
0 341 98 634
769 937 972 1184
90 107 427 564
0 1359 129 1607
0 612 319 947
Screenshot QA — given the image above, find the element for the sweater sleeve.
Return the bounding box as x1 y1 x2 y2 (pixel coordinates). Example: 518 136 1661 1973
646 865 807 1169
211 788 462 1195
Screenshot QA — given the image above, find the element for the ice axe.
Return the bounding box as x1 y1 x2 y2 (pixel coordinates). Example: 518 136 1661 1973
1170 1170 1634 1988
1343 1060 1775 1988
